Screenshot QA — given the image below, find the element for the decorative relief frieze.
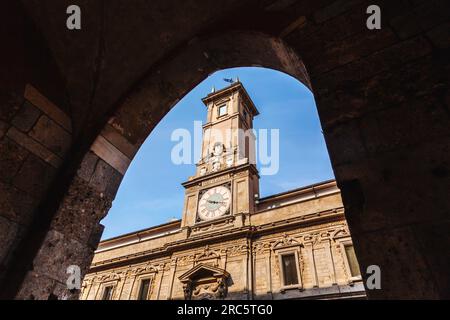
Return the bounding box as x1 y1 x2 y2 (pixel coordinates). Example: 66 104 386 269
177 254 196 267
252 242 272 254
250 224 351 257
191 216 235 234
201 174 231 187
225 243 249 257
272 233 301 249
93 272 121 283
195 245 221 262
129 264 159 276
330 226 350 239
232 170 248 178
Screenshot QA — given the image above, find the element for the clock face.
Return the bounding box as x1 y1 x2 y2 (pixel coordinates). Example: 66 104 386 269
197 186 231 221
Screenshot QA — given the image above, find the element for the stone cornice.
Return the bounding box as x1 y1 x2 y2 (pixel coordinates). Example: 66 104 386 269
201 82 259 116
88 206 345 273
181 163 259 188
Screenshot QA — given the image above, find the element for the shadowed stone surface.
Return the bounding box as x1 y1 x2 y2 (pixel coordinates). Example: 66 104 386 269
0 0 448 299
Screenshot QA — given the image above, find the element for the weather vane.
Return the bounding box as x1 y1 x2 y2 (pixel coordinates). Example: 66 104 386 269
223 76 240 84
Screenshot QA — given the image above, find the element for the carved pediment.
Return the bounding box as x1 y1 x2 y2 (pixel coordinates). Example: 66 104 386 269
331 227 350 239
179 263 229 283
178 263 230 300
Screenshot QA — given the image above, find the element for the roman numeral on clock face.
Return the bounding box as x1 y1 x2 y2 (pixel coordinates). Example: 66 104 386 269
197 185 231 221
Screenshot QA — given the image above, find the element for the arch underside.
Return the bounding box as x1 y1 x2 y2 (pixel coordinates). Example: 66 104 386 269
0 0 448 299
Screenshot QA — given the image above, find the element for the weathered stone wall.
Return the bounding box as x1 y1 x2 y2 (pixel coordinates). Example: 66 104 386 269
281 0 450 299
14 134 134 299
81 215 364 300
0 84 72 290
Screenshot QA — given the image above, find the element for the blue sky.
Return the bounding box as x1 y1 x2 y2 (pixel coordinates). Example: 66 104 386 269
100 67 334 239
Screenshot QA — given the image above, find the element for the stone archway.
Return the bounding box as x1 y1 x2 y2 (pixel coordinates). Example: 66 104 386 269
1 0 448 300
9 31 312 300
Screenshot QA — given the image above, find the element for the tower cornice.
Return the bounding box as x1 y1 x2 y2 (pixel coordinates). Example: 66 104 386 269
202 81 259 116
181 163 259 189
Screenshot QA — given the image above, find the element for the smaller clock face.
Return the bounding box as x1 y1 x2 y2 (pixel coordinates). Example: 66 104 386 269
213 142 224 156
197 186 231 221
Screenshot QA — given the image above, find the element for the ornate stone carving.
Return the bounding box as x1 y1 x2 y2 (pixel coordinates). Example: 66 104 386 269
216 277 228 299
330 227 350 240
178 263 230 300
272 233 301 249
226 243 249 257
191 216 234 234
130 264 158 276
252 242 272 254
183 281 193 300
201 174 230 187
194 245 221 267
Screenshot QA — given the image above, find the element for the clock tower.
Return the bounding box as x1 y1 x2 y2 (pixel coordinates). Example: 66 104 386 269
181 81 260 237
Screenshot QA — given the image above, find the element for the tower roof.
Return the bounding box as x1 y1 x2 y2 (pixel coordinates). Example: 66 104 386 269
201 81 259 116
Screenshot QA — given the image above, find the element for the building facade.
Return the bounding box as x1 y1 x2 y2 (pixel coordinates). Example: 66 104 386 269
80 82 365 300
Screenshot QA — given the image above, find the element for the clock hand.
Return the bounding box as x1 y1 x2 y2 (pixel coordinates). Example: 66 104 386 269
207 200 225 204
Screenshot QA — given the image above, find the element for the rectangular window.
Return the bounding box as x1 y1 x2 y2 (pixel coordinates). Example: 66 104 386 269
101 285 114 300
281 253 299 286
218 104 227 117
345 244 361 277
138 279 151 300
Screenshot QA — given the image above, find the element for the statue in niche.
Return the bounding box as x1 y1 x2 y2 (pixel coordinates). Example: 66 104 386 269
216 277 228 299
182 282 192 300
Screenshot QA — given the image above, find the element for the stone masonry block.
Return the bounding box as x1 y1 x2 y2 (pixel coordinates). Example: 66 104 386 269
412 220 450 299
12 153 57 199
16 271 57 300
0 137 29 184
0 120 8 139
29 115 71 157
313 0 361 24
6 126 62 168
389 0 450 39
0 181 36 226
89 159 124 199
50 176 112 245
31 229 96 287
76 151 99 182
360 96 448 155
24 84 72 132
354 226 440 299
11 100 41 132
0 216 21 265
324 120 367 166
336 137 449 234
0 91 23 122
426 22 450 49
